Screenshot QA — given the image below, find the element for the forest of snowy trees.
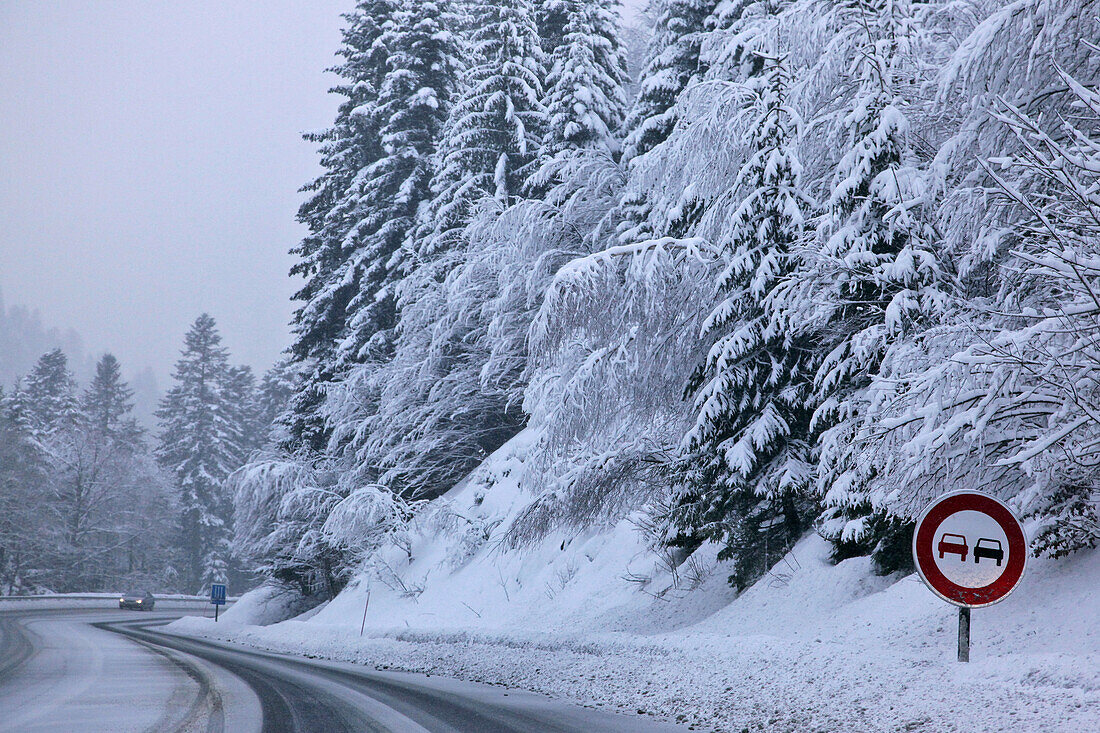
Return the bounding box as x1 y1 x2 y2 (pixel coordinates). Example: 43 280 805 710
0 315 291 593
229 0 1100 602
9 0 1093 604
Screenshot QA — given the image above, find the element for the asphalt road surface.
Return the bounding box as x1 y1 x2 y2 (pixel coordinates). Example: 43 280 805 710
0 606 688 732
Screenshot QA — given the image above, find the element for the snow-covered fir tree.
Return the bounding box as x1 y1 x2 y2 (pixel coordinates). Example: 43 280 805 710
20 348 80 435
424 0 547 243
672 53 814 589
538 0 630 167
223 364 263 464
84 353 142 443
254 359 298 446
534 0 570 56
621 0 714 163
616 0 716 244
336 0 462 367
801 0 944 571
156 314 239 591
287 0 398 452
0 386 45 593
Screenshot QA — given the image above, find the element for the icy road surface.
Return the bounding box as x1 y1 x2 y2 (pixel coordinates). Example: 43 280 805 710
0 606 687 732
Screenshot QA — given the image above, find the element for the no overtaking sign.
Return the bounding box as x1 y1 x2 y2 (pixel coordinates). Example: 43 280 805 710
912 490 1027 661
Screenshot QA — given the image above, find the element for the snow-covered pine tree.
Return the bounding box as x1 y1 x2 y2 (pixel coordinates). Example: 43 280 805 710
336 0 462 367
534 0 570 56
423 0 548 245
255 359 298 446
156 314 238 590
10 352 82 587
0 386 46 593
287 0 398 452
334 0 548 500
616 0 716 244
223 364 263 465
672 53 815 589
538 0 630 168
83 353 142 444
803 0 944 572
621 0 715 164
20 348 80 436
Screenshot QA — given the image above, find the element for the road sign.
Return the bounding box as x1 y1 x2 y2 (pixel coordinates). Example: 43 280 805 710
210 583 227 606
912 490 1027 608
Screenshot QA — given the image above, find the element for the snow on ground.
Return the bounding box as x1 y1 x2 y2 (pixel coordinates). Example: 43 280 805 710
171 431 1100 732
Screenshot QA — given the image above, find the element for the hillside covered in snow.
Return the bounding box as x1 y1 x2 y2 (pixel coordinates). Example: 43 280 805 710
178 428 1100 731
171 0 1100 729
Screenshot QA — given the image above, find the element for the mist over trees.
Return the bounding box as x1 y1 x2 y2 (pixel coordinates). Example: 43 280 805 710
0 289 162 430
0 349 173 593
228 0 1100 604
0 315 290 594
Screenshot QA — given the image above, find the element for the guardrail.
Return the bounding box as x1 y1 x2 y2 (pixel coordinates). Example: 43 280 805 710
0 593 238 611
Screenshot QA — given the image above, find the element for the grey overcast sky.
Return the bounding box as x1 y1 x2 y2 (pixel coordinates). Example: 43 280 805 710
0 0 647 386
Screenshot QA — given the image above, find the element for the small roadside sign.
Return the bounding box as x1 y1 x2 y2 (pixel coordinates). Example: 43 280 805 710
210 583 227 622
912 490 1027 661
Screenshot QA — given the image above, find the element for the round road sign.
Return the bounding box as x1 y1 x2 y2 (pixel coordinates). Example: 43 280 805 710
912 490 1027 608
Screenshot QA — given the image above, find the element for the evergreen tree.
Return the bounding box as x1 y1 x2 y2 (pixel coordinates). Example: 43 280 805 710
255 359 298 446
807 0 942 572
541 0 630 160
616 0 716 245
424 0 548 245
534 0 570 56
287 0 399 452
224 364 262 464
671 54 814 589
156 314 237 591
621 0 715 164
0 386 45 593
83 353 141 444
337 0 463 366
21 348 79 435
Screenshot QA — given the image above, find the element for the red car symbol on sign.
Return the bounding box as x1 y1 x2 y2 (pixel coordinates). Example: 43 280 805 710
937 532 968 562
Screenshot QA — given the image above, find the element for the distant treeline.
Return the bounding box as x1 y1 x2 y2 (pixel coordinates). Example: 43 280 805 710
0 314 291 594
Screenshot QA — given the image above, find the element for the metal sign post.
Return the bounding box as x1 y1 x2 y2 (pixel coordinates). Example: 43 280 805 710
957 607 970 663
912 491 1027 662
360 588 371 637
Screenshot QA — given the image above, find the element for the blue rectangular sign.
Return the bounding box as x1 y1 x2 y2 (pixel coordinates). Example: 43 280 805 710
210 583 227 605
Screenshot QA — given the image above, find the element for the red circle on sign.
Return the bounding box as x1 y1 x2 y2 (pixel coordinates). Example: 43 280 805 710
912 491 1027 607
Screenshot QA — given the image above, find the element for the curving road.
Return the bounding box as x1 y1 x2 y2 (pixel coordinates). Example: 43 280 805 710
0 607 688 732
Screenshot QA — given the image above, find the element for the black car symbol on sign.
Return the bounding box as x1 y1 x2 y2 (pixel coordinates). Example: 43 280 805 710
974 538 1004 566
937 533 968 562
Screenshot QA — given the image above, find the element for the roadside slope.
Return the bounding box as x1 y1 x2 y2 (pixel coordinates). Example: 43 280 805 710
172 431 1100 732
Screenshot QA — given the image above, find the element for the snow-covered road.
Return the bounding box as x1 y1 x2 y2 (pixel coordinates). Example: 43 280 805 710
0 608 261 732
0 606 687 732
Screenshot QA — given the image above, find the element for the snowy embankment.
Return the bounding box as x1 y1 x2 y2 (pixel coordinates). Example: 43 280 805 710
171 431 1100 732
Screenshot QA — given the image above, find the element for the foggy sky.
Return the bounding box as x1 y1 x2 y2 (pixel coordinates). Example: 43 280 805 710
0 0 648 387
0 0 349 384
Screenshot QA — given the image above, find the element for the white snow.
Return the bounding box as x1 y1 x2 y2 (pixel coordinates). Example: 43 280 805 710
169 432 1100 732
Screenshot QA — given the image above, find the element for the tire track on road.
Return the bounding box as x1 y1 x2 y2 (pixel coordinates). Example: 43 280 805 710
0 614 36 681
94 620 225 733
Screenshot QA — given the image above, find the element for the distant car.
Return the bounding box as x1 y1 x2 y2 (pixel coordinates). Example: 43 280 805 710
937 532 968 562
974 538 1004 566
119 591 156 610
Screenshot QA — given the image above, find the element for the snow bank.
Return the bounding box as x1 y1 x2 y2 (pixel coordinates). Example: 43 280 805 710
173 431 1100 732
